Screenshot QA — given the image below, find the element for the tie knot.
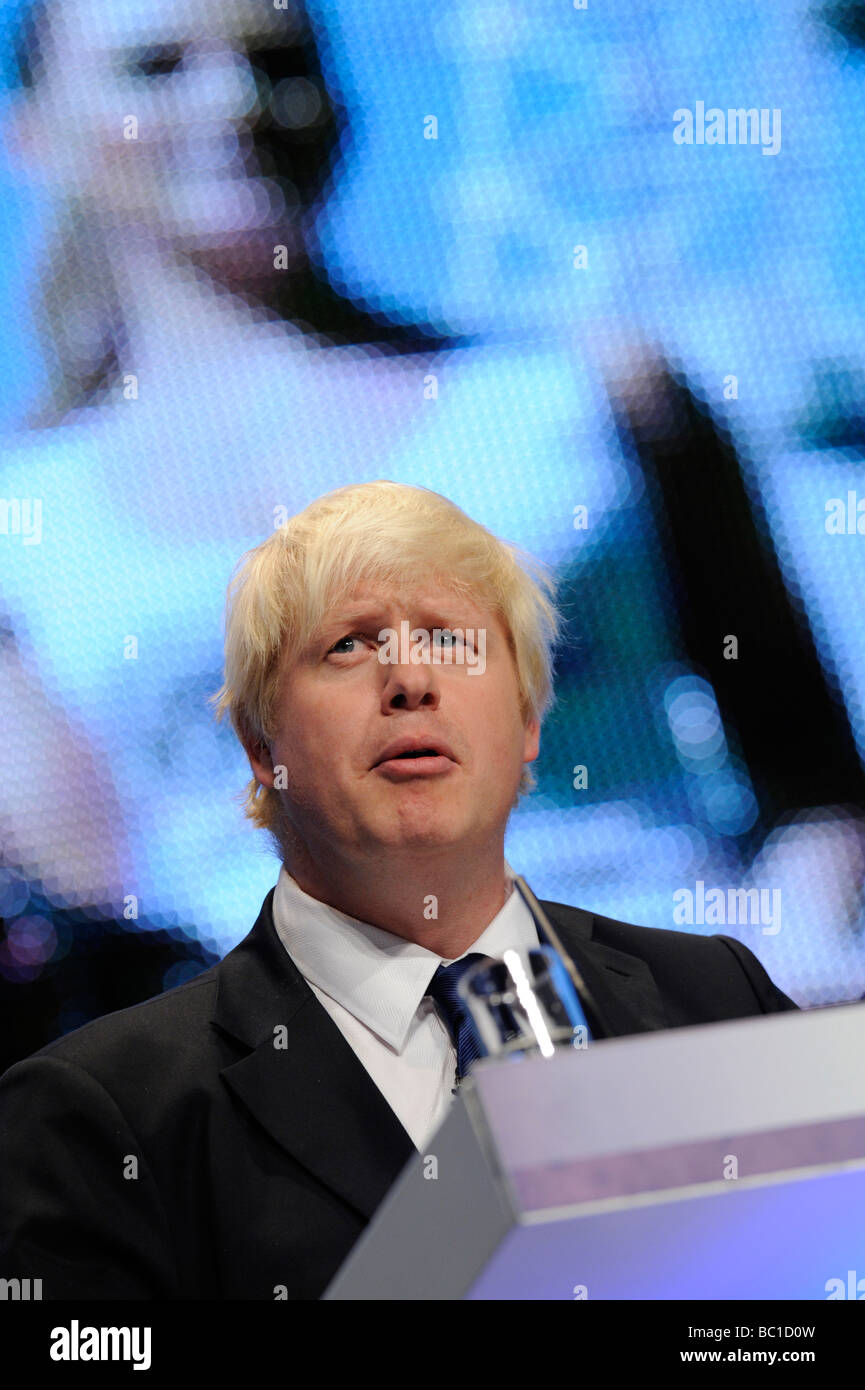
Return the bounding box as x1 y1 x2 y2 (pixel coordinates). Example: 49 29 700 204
426 952 487 1009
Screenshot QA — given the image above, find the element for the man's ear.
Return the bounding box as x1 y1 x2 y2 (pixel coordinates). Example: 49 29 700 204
522 716 540 765
242 734 276 789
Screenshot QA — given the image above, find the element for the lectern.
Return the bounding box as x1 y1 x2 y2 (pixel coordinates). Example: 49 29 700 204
323 1002 865 1299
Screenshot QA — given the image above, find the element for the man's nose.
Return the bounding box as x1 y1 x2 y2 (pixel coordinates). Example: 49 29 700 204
381 654 441 710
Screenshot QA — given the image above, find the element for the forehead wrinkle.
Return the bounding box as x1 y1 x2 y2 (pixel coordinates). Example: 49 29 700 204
325 580 491 621
318 604 391 634
321 600 491 634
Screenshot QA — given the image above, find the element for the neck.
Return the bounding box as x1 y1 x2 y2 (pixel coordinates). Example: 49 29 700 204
284 841 512 959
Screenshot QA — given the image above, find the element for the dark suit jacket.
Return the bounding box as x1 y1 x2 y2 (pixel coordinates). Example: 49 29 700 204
0 887 798 1299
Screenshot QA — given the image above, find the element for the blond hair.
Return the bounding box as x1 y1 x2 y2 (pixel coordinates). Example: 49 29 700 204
211 481 562 839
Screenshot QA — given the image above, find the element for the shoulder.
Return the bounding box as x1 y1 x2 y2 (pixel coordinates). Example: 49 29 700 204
0 963 223 1106
0 887 285 1103
547 896 740 966
589 908 741 965
544 898 799 1019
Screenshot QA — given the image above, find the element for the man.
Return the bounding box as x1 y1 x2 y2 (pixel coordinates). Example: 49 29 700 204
0 481 798 1301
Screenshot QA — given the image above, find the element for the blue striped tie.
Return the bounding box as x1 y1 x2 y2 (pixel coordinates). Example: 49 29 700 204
426 953 486 1082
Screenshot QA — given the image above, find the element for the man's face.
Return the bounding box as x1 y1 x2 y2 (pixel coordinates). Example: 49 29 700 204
248 577 540 869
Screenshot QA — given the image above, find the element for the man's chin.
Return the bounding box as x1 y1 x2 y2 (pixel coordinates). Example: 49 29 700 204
367 811 471 855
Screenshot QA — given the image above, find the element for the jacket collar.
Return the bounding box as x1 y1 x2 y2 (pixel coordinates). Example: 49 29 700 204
211 887 668 1222
537 899 669 1039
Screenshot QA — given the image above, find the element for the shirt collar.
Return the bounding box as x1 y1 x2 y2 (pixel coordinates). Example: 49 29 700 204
270 860 540 1053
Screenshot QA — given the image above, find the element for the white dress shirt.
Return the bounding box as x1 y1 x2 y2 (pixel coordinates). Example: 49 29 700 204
270 860 541 1151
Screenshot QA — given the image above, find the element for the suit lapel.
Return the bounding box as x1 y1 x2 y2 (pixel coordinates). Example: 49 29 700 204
210 888 668 1223
538 899 670 1038
212 889 416 1223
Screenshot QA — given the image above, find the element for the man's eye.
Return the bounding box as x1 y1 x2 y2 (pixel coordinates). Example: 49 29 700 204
125 46 185 79
328 634 364 655
433 629 473 652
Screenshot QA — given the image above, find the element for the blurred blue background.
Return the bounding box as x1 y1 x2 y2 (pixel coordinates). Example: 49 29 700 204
1 0 865 1066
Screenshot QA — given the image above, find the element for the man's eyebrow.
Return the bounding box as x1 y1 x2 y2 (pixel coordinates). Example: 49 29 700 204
317 606 390 634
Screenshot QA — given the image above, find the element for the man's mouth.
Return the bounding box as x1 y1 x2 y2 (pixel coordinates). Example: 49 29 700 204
373 744 456 779
373 737 456 768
